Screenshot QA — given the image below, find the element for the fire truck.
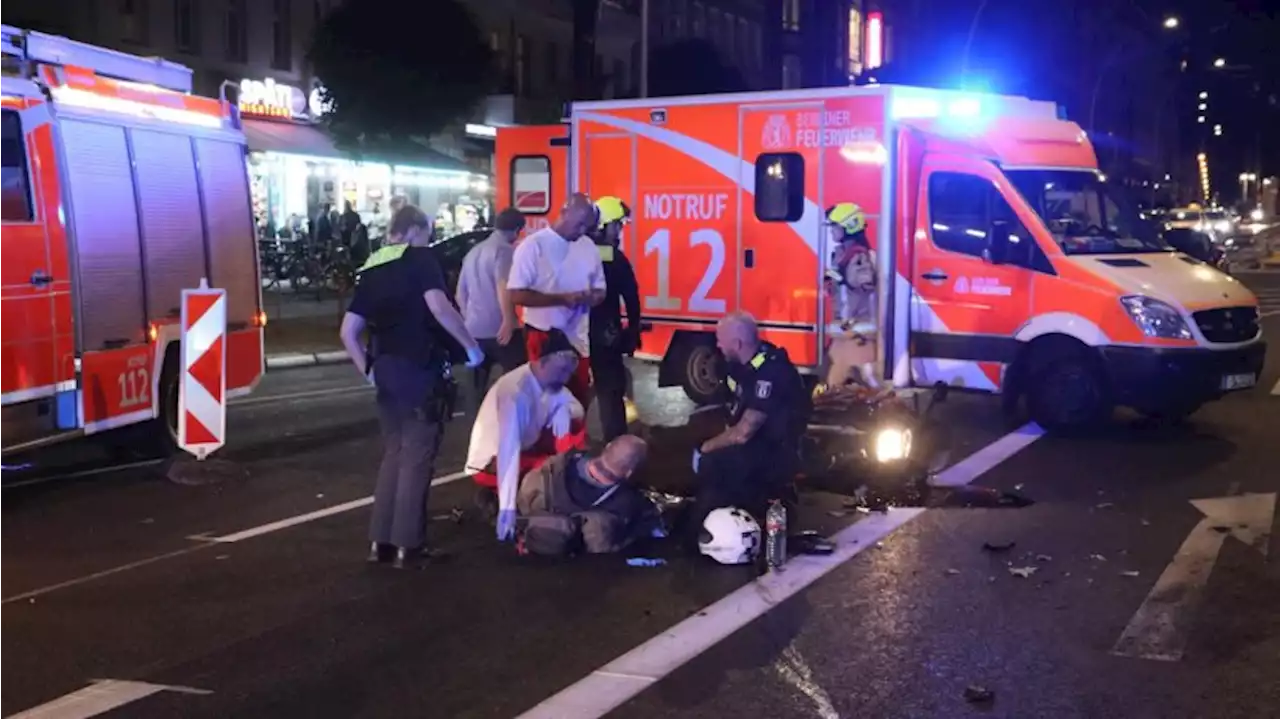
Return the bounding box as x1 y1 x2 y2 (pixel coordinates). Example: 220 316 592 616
496 85 1265 429
1 26 264 456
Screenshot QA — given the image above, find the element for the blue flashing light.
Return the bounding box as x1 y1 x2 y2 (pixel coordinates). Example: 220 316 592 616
891 93 984 122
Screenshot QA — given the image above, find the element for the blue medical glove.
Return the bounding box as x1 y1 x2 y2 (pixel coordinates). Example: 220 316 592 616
692 449 702 474
496 508 518 541
466 346 486 369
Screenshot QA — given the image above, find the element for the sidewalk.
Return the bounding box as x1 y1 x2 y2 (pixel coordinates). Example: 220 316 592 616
262 289 348 369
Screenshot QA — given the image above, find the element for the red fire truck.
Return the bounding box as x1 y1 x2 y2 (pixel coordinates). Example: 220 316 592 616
1 26 265 456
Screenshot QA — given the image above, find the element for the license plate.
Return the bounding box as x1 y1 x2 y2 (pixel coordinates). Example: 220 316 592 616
1220 373 1257 391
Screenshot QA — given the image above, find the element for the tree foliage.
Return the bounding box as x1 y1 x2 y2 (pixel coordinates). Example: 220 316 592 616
648 39 748 98
306 0 493 158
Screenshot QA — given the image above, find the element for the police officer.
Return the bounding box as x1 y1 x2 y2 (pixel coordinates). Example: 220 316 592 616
339 204 485 568
689 311 809 536
588 196 642 443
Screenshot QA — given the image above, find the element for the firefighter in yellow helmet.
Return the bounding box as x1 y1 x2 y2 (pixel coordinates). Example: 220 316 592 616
820 202 880 393
588 196 642 442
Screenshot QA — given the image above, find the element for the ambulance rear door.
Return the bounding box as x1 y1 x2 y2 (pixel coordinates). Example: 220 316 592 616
496 125 568 235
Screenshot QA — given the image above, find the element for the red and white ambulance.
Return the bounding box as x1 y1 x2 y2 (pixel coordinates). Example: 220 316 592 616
497 83 1266 429
1 26 264 456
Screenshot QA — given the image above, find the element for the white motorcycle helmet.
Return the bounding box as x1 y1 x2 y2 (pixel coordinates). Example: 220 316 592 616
699 507 762 565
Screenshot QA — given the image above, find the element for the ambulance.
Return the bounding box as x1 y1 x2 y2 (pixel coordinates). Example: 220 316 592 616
497 84 1266 430
1 26 264 456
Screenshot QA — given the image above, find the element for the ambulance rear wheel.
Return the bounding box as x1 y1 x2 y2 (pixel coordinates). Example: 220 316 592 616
1026 355 1110 432
678 341 723 405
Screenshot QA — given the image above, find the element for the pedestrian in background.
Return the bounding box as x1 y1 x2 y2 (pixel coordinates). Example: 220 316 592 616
456 207 528 412
339 204 484 568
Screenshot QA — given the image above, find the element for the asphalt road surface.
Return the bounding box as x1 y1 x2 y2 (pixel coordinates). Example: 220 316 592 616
4 278 1279 719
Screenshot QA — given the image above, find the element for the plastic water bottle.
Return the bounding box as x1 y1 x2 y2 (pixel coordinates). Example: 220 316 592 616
765 500 787 570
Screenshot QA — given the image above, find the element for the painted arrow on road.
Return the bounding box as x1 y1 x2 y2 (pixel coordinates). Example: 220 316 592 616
1112 492 1276 662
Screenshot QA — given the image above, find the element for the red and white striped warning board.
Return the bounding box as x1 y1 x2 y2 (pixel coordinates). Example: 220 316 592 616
178 279 227 459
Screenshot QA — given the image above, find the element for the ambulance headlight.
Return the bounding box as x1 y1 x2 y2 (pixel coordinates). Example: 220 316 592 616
874 427 913 463
1120 296 1192 340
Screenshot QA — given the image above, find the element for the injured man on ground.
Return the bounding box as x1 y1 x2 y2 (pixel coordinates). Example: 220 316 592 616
516 435 662 557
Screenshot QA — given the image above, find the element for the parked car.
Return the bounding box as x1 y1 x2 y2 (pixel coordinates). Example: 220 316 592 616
428 229 491 293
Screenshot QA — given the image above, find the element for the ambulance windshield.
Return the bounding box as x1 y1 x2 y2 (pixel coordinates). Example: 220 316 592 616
1008 170 1168 255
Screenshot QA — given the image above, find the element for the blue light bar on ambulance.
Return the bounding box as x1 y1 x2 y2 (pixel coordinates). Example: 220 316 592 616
891 94 984 120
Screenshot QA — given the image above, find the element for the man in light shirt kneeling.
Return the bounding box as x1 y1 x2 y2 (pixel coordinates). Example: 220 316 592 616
466 328 587 542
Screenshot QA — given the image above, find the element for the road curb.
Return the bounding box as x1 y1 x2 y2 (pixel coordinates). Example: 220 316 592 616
265 350 349 370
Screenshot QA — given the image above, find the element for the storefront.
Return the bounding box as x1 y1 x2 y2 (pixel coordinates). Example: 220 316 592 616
236 76 492 242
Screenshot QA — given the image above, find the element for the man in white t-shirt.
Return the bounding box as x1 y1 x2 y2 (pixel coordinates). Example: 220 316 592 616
466 329 587 542
507 194 606 409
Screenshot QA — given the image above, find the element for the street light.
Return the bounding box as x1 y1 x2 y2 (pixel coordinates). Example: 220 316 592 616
1214 124 1222 136
1214 58 1226 68
1198 115 1206 123
1163 16 1180 29
1199 91 1208 99
1198 103 1207 110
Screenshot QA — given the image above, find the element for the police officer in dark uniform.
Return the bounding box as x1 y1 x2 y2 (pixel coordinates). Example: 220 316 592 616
588 196 642 443
688 311 809 536
339 204 485 568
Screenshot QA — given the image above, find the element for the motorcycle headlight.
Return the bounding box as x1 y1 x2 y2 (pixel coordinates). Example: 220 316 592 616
1120 296 1192 340
1216 220 1232 233
874 427 913 463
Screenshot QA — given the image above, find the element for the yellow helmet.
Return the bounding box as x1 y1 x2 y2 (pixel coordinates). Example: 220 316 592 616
827 202 866 236
595 196 632 228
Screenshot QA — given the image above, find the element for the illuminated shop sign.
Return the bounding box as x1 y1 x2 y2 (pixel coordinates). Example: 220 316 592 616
238 77 327 120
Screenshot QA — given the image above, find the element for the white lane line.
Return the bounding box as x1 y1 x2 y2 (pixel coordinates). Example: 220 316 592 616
2 546 210 605
8 679 210 719
228 384 372 408
929 422 1045 487
774 644 840 719
207 470 470 543
517 422 1045 719
2 469 470 603
1272 378 1280 396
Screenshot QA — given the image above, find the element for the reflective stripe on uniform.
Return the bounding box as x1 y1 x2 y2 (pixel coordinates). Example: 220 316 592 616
357 243 408 273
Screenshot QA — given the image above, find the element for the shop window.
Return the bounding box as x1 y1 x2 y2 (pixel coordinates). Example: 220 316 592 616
2 110 34 222
782 0 801 32
754 153 803 223
692 2 705 37
511 156 551 215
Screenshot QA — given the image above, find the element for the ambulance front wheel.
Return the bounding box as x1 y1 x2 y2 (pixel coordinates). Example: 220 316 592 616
677 340 723 405
1025 354 1111 432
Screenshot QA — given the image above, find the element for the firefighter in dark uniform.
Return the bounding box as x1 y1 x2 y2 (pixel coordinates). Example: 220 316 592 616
339 204 485 568
689 311 810 537
588 196 643 443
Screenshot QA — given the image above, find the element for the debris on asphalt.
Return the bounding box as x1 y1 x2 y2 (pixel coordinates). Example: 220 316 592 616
855 506 872 514
1141 519 1151 526
1036 554 1053 563
431 507 466 523
945 568 961 576
1014 483 1024 491
827 510 849 518
964 684 995 703
1090 554 1107 562
982 540 1016 553
626 557 668 568
141 518 155 525
1096 502 1114 509
316 493 325 499
1120 570 1140 578
216 555 230 560
1008 566 1038 578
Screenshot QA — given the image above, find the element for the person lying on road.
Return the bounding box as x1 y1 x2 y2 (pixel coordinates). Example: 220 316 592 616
517 435 660 556
466 328 586 542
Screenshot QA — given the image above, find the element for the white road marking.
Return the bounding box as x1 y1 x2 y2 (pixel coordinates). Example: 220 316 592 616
8 679 210 719
207 470 470 543
1112 492 1276 661
929 422 1045 487
774 644 841 719
2 546 210 605
1271 378 1280 396
228 384 373 407
517 422 1045 719
2 469 470 603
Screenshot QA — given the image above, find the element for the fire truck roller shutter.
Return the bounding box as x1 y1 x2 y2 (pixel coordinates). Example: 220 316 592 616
57 120 148 350
130 130 209 323
194 138 259 327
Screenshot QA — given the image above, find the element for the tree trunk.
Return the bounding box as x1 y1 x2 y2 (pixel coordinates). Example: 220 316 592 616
572 0 601 99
